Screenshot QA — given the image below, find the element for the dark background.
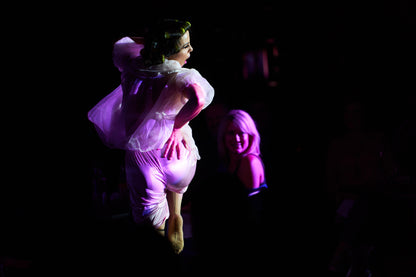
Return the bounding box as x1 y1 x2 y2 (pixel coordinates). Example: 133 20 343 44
2 0 415 275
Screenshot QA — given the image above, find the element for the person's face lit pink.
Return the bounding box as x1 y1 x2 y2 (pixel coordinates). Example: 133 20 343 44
225 122 250 155
168 30 193 67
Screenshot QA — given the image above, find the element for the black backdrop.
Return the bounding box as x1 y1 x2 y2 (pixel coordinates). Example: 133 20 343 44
2 0 414 274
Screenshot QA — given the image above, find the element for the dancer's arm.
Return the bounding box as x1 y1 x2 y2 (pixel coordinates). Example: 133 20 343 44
162 83 205 160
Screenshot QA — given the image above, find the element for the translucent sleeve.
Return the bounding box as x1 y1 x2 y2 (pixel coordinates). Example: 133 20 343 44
175 68 215 109
87 85 127 149
112 37 144 72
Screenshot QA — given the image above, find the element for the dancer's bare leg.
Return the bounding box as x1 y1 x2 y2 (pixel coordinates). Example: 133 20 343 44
167 190 184 254
156 222 166 237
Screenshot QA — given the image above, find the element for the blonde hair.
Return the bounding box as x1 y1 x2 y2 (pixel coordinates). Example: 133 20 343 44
217 109 261 164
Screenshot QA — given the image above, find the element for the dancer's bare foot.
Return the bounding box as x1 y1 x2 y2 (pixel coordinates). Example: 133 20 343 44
167 214 184 254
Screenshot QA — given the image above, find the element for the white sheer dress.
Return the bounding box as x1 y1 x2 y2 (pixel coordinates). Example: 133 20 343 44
88 37 214 228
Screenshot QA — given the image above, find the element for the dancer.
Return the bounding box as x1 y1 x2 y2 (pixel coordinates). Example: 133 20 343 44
88 19 214 253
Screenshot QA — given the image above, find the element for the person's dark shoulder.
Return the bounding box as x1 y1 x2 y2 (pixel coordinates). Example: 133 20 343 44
240 154 263 172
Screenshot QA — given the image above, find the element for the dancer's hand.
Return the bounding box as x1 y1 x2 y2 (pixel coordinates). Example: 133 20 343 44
162 128 188 160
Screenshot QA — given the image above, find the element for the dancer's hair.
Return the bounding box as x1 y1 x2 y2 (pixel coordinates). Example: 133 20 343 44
140 19 191 66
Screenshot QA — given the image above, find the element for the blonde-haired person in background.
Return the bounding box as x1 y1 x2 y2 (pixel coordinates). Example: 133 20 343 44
217 109 267 197
192 109 269 272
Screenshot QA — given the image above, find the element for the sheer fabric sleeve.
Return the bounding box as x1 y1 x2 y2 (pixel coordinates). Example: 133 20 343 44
87 85 127 149
112 37 144 72
87 82 173 152
127 69 215 155
175 68 214 109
